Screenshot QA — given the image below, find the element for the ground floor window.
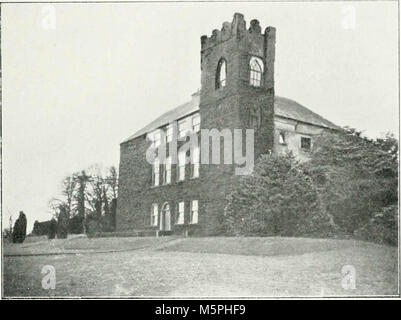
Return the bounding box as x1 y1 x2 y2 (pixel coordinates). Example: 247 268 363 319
190 200 199 224
151 203 158 227
176 201 185 224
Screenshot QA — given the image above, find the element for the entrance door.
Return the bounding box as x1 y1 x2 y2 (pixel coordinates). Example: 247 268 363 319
161 203 171 231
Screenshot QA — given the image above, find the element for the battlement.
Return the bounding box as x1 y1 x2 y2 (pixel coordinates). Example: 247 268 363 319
201 13 275 50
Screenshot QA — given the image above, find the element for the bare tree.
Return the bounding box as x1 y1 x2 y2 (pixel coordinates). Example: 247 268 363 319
73 170 91 233
61 175 76 218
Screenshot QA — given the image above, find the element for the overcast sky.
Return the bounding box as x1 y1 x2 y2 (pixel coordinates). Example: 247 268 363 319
2 2 398 232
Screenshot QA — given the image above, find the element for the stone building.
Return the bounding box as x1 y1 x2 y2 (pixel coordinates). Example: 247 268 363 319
117 13 338 235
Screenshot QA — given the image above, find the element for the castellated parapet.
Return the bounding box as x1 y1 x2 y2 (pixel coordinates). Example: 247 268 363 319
201 13 275 51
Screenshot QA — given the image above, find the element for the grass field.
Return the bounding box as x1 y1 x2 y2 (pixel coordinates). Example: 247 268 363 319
3 236 399 297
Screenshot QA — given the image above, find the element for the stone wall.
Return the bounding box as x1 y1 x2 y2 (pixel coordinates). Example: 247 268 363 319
117 13 277 235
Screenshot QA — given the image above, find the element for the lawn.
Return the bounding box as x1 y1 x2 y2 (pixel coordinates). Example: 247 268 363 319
2 236 398 297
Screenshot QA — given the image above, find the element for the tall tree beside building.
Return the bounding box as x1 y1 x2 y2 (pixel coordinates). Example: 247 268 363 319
56 204 69 239
73 170 91 234
306 129 398 240
12 211 27 243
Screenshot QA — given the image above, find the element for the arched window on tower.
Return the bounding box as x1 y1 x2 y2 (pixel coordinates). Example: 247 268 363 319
216 59 227 89
250 57 264 87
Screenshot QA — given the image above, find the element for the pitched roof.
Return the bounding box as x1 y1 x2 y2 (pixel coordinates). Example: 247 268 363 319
122 94 338 143
274 96 338 129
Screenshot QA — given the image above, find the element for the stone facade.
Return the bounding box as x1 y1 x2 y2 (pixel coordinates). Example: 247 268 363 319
117 13 337 236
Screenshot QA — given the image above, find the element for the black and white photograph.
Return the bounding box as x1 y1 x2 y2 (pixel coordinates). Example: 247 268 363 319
0 1 399 300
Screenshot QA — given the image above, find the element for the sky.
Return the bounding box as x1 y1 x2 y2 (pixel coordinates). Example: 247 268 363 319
2 1 399 232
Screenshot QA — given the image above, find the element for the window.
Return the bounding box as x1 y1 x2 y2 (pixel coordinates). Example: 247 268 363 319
153 130 161 147
191 146 200 178
250 114 259 129
301 137 311 151
151 203 158 227
176 202 185 224
279 132 286 145
152 158 160 186
166 125 173 143
177 151 186 181
164 157 171 184
178 118 189 138
249 107 261 129
250 56 264 87
192 114 200 132
216 59 227 89
190 200 199 224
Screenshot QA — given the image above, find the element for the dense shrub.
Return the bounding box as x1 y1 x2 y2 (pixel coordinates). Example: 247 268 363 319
88 230 155 238
224 154 335 237
307 130 398 234
32 220 52 236
12 211 27 244
86 218 102 237
354 205 398 246
48 218 57 239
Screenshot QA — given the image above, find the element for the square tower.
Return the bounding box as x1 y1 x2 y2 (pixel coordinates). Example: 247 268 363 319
197 13 276 234
200 13 276 163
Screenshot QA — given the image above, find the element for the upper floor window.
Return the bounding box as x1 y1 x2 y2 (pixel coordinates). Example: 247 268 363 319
249 106 261 129
279 132 286 145
152 158 160 186
250 56 264 87
178 118 190 138
301 137 311 151
151 203 158 227
164 157 172 184
166 125 173 143
191 145 200 178
192 114 200 132
250 114 260 129
177 151 186 181
153 130 161 147
216 59 227 89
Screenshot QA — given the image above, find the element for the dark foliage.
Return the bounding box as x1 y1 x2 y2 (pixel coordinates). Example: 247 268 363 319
48 218 57 239
32 220 52 236
354 205 398 246
12 211 27 244
69 214 84 234
224 154 335 237
306 129 398 238
56 205 69 239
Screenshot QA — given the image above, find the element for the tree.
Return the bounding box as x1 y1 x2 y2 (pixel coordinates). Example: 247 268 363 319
224 154 335 237
61 175 76 219
12 211 27 243
73 170 91 234
103 166 118 231
106 166 118 200
306 129 398 234
47 165 118 235
56 204 69 239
